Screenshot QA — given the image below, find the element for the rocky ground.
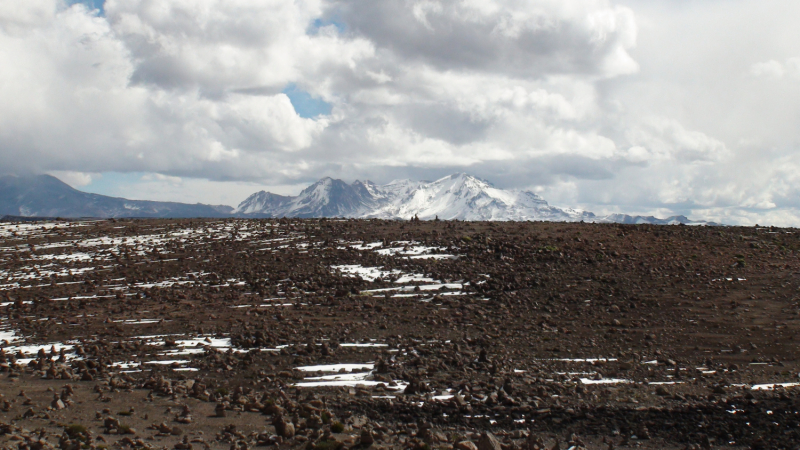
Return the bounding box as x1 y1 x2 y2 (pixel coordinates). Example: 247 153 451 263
1 218 799 450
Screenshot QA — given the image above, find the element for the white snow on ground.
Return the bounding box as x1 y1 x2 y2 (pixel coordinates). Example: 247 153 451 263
111 362 140 369
303 372 371 382
294 379 409 389
394 273 437 284
349 242 384 251
331 264 464 294
331 264 449 286
751 382 800 390
340 343 388 347
33 253 94 262
113 319 162 325
580 378 632 385
293 363 411 389
375 244 455 259
361 284 463 295
342 240 458 260
407 254 457 260
0 222 92 238
0 329 17 343
0 330 77 365
296 363 374 372
145 360 191 365
0 327 74 355
331 265 399 282
0 222 262 293
549 358 619 362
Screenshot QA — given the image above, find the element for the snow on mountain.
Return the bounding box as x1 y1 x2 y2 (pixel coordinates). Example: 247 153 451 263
233 191 291 215
234 173 716 224
236 173 600 221
235 177 377 218
0 173 712 223
366 173 594 221
359 179 423 203
596 213 714 226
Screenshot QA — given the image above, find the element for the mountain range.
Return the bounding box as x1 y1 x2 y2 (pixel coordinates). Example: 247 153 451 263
0 173 710 225
0 174 232 219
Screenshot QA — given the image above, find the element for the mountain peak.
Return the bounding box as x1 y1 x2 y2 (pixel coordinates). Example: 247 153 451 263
232 174 708 224
0 173 710 224
233 173 589 221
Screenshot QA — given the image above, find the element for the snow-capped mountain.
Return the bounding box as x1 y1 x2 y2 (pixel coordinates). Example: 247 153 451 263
0 172 712 224
235 177 378 218
595 213 700 225
366 173 593 221
235 173 706 224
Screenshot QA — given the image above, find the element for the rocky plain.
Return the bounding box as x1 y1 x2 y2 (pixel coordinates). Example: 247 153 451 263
0 218 799 450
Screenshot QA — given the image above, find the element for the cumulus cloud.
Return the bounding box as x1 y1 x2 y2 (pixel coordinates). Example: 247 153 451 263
0 0 647 184
1 0 800 224
0 0 364 181
750 58 800 80
624 118 728 163
326 0 638 78
47 170 99 187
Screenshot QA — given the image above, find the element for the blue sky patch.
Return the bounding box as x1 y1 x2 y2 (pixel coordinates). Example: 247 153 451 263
310 18 346 34
82 172 145 197
67 0 105 16
283 83 332 118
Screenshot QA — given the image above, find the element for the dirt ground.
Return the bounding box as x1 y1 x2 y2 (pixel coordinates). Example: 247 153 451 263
1 218 799 450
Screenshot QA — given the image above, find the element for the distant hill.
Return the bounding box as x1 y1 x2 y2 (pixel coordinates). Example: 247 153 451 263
0 174 233 218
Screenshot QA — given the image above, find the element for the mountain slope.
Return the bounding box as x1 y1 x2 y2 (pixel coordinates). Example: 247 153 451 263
0 173 713 224
235 177 378 218
0 174 233 218
597 213 699 225
366 173 595 221
237 173 714 224
239 173 658 223
233 191 292 216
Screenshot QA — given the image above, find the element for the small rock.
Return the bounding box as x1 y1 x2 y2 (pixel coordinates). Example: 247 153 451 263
215 403 226 418
360 428 374 446
478 432 501 450
455 441 479 450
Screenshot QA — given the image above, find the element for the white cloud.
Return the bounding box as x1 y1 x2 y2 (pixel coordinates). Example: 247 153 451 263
1 0 800 224
750 60 786 79
328 0 639 79
750 57 800 80
95 174 307 206
625 118 728 163
47 170 99 187
0 0 366 182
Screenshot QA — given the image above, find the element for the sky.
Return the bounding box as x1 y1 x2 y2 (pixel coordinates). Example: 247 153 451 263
1 0 799 225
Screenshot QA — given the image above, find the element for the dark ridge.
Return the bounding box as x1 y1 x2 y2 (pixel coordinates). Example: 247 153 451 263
0 174 234 219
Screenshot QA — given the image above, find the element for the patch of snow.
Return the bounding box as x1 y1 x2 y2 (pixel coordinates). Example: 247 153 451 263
296 363 374 372
751 382 800 390
339 343 388 348
145 360 191 365
580 378 632 385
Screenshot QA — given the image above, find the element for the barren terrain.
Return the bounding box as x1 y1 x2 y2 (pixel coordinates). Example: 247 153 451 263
1 218 799 449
